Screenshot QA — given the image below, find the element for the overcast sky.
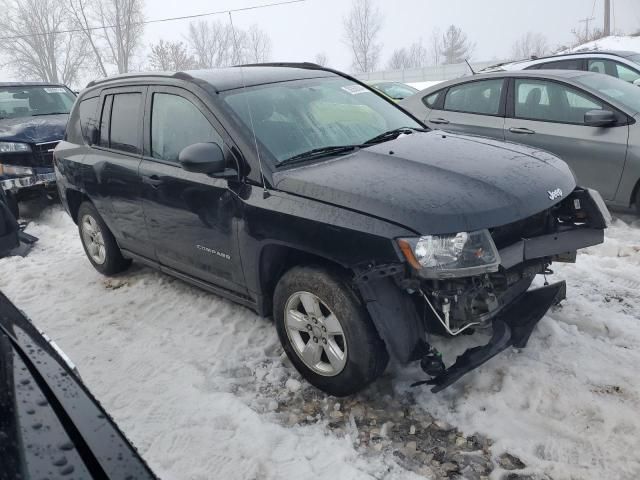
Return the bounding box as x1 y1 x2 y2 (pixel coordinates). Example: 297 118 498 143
142 0 639 71
1 0 638 83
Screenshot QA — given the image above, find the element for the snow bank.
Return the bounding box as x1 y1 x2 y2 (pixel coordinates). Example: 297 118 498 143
561 35 640 54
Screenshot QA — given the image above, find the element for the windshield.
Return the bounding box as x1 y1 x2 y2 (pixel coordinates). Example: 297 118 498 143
575 73 640 113
0 85 76 120
373 82 418 100
221 77 422 164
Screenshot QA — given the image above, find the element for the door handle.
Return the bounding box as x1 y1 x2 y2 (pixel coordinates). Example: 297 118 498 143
142 175 162 188
430 118 450 125
509 127 536 135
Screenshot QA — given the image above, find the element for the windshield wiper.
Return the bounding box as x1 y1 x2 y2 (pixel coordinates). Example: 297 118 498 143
278 145 361 167
30 112 69 116
363 126 427 146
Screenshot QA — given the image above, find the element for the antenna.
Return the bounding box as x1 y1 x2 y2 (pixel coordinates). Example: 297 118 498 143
464 59 476 75
228 11 270 199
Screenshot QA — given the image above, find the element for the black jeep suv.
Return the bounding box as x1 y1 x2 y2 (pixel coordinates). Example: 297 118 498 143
54 64 609 395
0 82 76 218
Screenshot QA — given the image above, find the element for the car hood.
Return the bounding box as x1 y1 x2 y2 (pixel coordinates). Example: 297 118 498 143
273 131 576 234
0 114 68 144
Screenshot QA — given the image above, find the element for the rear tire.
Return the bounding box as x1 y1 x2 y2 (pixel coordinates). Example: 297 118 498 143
635 189 640 217
274 266 388 396
77 202 131 275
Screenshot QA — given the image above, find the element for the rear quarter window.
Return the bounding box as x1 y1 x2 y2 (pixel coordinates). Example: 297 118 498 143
422 91 443 109
79 97 99 144
64 95 97 145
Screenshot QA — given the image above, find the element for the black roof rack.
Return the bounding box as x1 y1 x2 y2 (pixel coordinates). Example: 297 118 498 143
85 71 194 89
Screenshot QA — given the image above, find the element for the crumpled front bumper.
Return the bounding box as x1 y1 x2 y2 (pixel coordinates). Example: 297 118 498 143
0 171 57 192
424 280 566 393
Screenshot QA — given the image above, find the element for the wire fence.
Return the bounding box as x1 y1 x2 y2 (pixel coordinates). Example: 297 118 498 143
353 59 509 83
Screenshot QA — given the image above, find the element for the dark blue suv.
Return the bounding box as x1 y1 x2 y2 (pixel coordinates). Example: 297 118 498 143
0 82 76 217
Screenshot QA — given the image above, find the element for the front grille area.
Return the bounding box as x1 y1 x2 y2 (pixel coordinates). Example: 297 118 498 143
490 209 552 249
32 141 60 167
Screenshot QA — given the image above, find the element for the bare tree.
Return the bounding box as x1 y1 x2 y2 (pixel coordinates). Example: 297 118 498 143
387 48 410 70
314 53 329 67
186 20 272 67
67 0 108 76
511 32 549 59
148 40 196 71
97 0 145 73
430 28 441 66
387 42 428 70
0 0 89 85
440 25 474 64
66 0 144 75
245 25 271 63
343 0 383 73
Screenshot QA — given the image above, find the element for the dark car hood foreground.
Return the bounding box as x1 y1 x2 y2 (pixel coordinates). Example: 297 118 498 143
0 114 68 144
0 290 156 480
274 131 577 234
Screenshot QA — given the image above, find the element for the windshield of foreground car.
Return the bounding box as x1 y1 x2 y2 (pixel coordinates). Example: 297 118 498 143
575 73 640 114
0 86 76 120
221 77 423 165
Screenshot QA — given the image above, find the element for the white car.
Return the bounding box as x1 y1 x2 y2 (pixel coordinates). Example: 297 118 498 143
482 50 640 85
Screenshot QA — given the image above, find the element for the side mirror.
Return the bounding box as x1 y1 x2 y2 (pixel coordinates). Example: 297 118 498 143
633 78 640 87
584 109 617 127
178 142 234 177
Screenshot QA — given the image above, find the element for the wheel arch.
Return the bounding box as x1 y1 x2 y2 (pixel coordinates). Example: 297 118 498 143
256 243 352 317
65 188 92 224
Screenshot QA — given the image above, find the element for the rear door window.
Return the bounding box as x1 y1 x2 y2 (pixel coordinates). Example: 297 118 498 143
443 79 504 115
109 93 142 154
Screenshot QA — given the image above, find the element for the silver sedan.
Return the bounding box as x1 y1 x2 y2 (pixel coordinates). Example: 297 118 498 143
400 70 640 214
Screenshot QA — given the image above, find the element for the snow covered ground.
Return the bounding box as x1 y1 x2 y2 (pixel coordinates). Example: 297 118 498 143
1 205 639 479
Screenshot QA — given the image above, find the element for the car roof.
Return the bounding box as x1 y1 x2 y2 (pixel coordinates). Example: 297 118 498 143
0 81 69 88
483 50 639 72
85 63 337 92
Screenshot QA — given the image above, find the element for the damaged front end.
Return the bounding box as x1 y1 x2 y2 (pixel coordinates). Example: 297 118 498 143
358 188 610 392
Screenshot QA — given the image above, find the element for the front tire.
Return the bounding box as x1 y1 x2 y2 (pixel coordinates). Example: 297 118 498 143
635 189 640 217
77 202 131 275
274 266 388 396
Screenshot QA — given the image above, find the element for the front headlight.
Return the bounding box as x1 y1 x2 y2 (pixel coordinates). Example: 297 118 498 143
397 229 501 279
0 142 31 153
0 163 33 176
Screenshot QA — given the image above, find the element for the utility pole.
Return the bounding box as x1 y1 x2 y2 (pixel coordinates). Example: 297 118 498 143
579 16 596 40
604 0 611 36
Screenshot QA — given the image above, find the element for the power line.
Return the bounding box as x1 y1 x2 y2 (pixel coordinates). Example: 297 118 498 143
0 0 306 42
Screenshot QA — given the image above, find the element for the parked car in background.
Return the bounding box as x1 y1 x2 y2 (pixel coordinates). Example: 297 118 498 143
482 50 640 85
55 64 608 395
0 290 157 480
401 70 640 214
0 82 76 218
368 80 418 101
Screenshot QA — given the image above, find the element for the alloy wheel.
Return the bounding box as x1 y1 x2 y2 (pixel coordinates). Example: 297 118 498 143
284 291 348 376
81 214 106 265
